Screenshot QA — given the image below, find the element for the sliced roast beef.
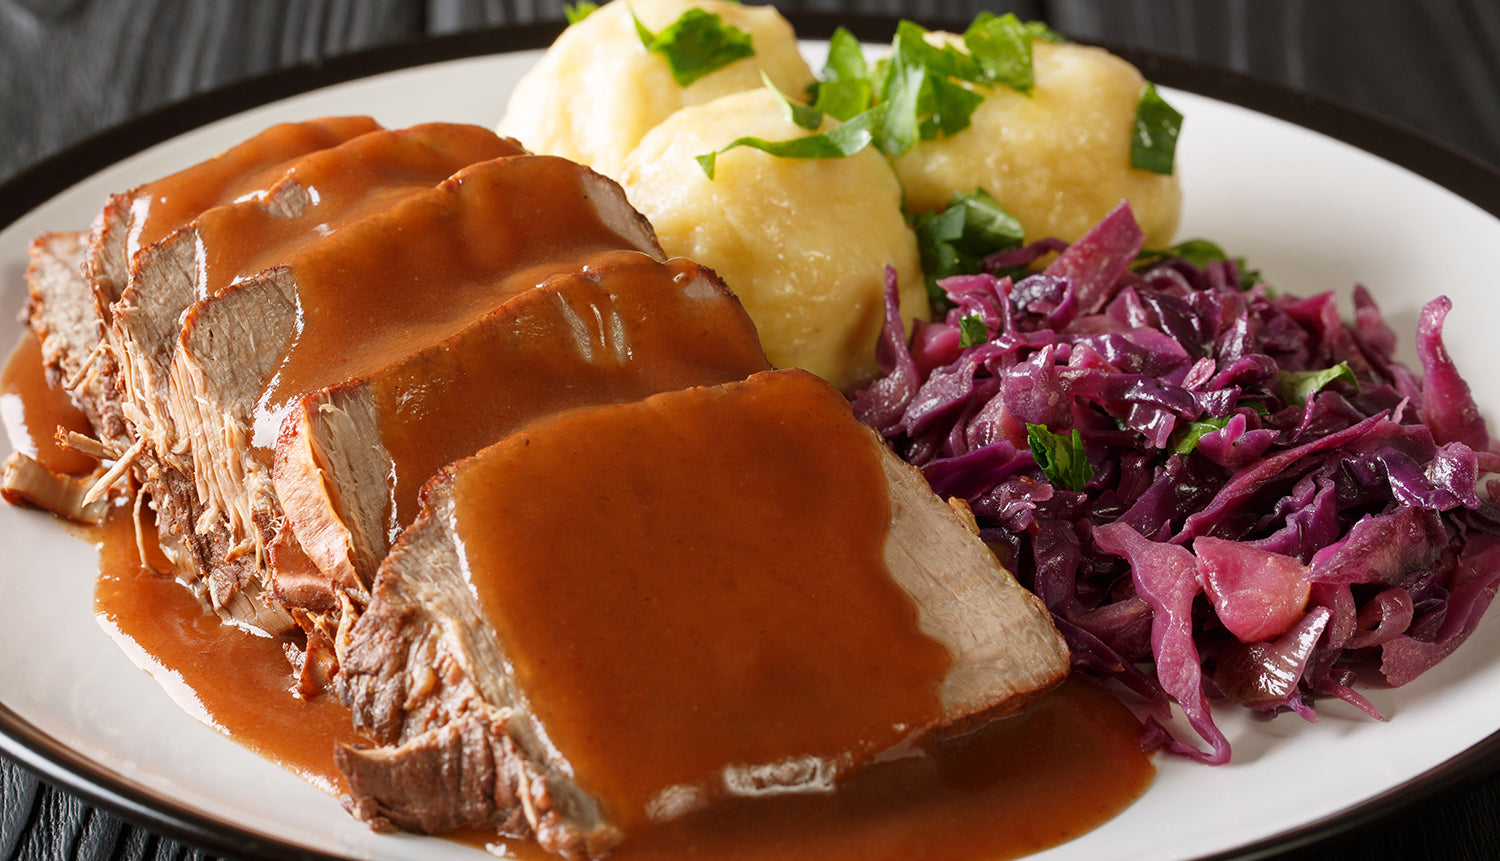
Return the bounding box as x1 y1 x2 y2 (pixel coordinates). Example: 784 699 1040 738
112 123 524 481
49 117 384 455
336 369 1069 858
11 118 1080 859
23 231 127 449
273 250 769 605
161 154 660 632
19 122 523 629
82 116 381 315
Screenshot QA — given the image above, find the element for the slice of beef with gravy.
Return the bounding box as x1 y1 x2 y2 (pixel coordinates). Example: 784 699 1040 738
336 369 1069 858
273 250 769 606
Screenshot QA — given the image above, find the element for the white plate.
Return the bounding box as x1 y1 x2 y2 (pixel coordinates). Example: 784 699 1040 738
3 29 1500 861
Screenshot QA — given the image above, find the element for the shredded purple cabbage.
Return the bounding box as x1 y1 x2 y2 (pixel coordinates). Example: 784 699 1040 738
853 201 1500 764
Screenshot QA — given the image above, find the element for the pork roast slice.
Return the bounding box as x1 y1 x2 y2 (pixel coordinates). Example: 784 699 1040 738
273 251 769 606
162 155 660 632
112 123 523 477
335 369 1069 858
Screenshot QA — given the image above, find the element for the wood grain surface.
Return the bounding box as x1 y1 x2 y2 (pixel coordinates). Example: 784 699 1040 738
3 1 1499 859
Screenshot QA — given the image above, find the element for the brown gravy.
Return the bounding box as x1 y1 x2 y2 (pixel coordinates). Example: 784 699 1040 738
125 116 380 261
1 331 97 475
184 123 523 300
92 506 364 793
570 678 1152 861
452 370 953 834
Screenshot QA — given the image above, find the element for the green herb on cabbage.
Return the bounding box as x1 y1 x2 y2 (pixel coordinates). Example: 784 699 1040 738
1026 423 1093 491
1278 362 1360 405
958 314 989 348
1133 238 1263 290
1169 416 1233 455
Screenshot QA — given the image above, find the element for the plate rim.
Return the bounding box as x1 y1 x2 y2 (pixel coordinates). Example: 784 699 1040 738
3 11 1500 861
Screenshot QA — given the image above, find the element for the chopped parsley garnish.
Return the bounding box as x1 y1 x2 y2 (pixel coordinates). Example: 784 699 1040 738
823 27 870 84
958 314 990 348
694 76 883 179
695 104 882 180
1131 82 1183 174
761 71 822 130
811 27 874 120
963 12 1061 93
919 71 987 141
1147 238 1228 270
634 7 755 87
564 1 598 24
696 14 1060 177
1027 423 1094 491
912 188 1025 309
1278 362 1360 406
875 40 928 157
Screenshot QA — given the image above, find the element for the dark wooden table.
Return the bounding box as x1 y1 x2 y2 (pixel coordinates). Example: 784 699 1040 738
4 1 1500 858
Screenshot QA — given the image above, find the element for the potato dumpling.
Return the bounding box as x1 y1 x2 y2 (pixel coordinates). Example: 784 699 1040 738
497 0 815 178
896 39 1182 247
618 88 927 391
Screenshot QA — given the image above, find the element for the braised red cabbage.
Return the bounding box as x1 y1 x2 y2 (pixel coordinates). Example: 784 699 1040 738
854 201 1500 763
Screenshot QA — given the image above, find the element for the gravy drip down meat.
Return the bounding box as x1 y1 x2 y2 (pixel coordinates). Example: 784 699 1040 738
0 330 104 520
4 117 1139 859
1 333 96 476
91 507 370 792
